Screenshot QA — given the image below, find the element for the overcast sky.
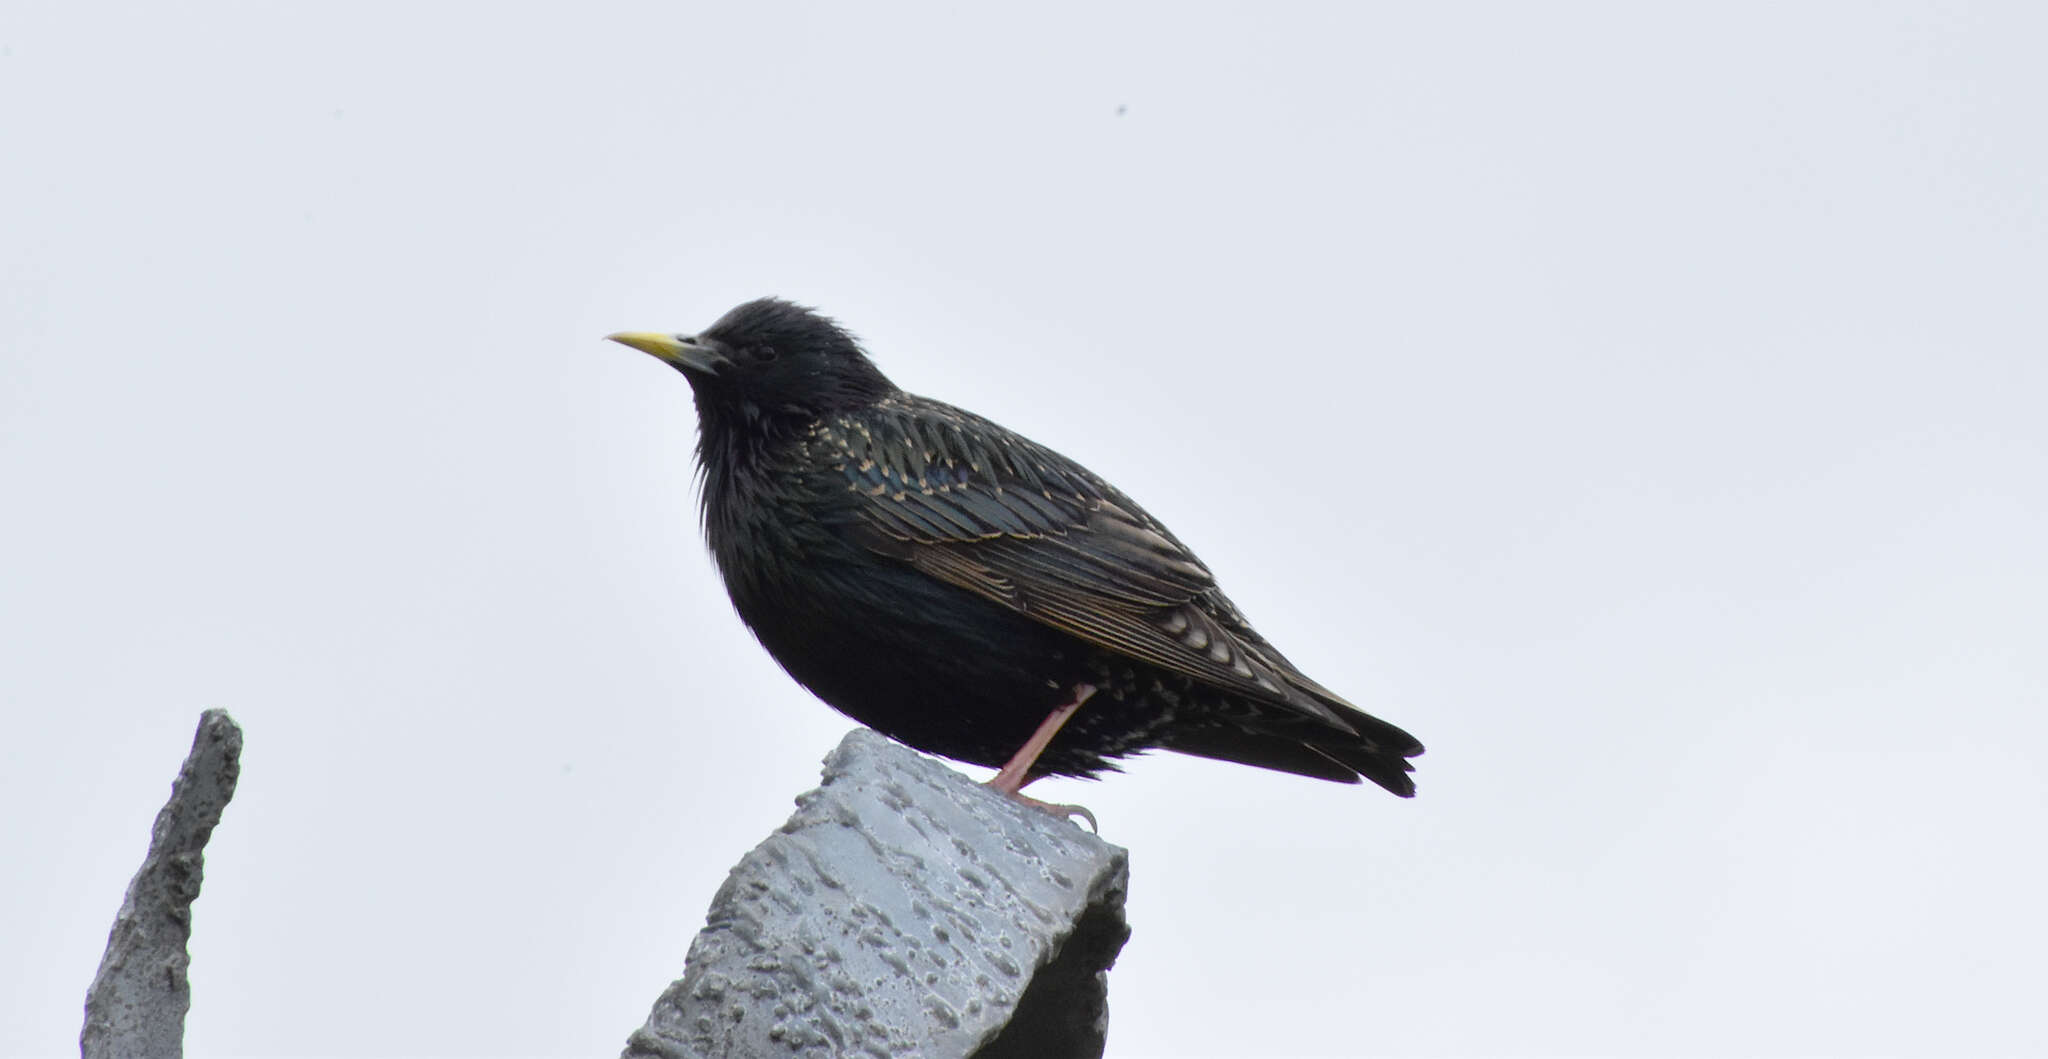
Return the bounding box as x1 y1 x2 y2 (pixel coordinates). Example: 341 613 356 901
4 3 2045 1057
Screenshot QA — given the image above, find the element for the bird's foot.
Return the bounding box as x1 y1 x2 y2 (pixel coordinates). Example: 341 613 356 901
987 785 1099 833
982 684 1102 831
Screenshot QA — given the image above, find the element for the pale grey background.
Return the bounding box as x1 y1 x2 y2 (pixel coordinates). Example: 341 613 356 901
4 3 2044 1057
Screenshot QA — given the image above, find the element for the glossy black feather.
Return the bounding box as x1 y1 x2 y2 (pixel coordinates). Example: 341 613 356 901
645 297 1424 795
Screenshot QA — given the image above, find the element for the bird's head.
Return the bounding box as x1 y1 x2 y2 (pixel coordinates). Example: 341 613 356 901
608 298 897 436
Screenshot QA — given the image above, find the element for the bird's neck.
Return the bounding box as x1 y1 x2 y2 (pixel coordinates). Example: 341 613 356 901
692 397 816 548
693 413 827 615
694 397 805 478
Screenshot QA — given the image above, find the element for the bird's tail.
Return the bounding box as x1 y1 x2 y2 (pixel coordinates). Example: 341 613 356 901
1162 703 1424 797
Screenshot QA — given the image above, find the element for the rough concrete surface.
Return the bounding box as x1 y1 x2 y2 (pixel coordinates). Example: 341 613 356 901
623 730 1131 1059
81 709 243 1059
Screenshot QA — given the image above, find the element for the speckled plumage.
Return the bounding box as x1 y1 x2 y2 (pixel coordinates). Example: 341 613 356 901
618 298 1424 795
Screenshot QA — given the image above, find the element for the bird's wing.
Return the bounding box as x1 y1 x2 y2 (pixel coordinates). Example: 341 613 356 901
809 400 1356 731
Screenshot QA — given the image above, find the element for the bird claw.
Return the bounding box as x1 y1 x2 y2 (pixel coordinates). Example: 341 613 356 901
1003 790 1099 833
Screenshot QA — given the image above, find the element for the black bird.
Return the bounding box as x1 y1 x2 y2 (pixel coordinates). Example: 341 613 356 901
608 299 1423 806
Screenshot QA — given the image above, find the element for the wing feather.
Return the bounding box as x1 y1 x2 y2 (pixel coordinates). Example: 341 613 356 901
812 400 1355 731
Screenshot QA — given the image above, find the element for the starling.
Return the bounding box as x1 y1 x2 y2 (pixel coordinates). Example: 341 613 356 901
608 299 1423 805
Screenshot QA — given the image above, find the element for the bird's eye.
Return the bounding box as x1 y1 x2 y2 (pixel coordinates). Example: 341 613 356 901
754 346 780 363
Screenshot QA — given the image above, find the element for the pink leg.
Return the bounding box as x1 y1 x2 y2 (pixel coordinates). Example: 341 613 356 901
988 684 1097 794
986 685 1101 831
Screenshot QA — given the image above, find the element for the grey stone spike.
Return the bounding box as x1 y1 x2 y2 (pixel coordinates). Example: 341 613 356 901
622 729 1132 1059
81 709 244 1059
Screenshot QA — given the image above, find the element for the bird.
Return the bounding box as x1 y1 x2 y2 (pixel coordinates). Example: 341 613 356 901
606 298 1423 811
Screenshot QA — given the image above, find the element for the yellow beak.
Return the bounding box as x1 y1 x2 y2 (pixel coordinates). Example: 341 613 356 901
605 332 687 359
605 332 729 374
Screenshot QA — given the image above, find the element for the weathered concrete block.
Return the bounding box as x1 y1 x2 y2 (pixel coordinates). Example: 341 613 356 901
623 730 1131 1059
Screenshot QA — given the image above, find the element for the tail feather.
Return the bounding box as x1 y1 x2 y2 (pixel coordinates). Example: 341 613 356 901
1164 726 1365 784
1305 740 1418 798
1310 701 1424 796
1161 701 1424 797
